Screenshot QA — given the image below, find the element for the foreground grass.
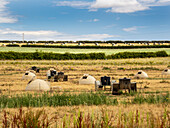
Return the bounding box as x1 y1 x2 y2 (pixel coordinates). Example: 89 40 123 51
1 107 169 128
0 47 170 55
0 92 169 108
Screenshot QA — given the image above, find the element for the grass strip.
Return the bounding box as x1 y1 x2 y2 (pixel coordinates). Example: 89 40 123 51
0 92 169 108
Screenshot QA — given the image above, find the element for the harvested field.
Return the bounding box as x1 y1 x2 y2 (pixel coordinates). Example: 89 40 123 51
0 57 169 93
0 57 169 127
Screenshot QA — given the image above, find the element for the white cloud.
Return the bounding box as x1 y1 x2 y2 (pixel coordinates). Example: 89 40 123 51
116 17 120 20
79 20 83 22
0 17 17 23
0 28 119 41
123 26 137 32
0 28 63 35
54 0 170 13
157 0 170 5
54 1 92 9
138 0 156 3
93 19 99 22
104 24 116 29
88 18 99 22
76 34 118 40
158 0 170 2
79 19 99 22
91 0 149 13
91 0 139 8
0 0 17 23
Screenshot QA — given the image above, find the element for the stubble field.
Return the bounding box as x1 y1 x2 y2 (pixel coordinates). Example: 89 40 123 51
0 57 169 127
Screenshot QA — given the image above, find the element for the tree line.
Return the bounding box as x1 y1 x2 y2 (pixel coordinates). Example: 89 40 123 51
0 51 168 60
1 40 170 44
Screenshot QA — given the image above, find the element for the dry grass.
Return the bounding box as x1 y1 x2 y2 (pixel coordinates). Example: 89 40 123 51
0 57 169 127
0 104 169 127
0 57 169 94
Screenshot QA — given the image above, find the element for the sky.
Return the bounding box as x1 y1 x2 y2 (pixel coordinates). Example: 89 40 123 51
0 0 170 41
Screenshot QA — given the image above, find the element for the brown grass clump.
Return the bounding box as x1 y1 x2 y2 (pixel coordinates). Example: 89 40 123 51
1 105 169 128
2 108 57 128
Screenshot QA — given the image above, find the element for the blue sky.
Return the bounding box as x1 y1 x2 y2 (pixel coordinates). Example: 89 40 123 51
0 0 170 41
